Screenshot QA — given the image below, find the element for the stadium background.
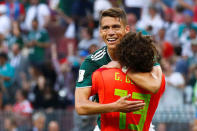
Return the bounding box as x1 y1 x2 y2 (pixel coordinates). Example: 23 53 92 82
0 0 196 131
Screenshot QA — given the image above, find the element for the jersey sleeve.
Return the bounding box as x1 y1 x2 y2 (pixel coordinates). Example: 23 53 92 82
76 58 99 88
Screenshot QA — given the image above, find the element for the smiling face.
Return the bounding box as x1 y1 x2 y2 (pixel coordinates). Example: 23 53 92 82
100 16 130 51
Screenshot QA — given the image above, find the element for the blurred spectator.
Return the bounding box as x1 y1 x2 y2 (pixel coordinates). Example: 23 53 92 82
155 28 174 59
48 0 59 10
71 0 93 20
4 116 18 131
32 112 46 131
127 12 149 35
31 75 59 110
138 5 164 35
23 0 50 31
178 10 197 38
10 43 28 88
123 0 144 20
0 52 14 89
48 121 59 131
187 39 197 86
13 89 33 116
163 8 179 45
158 58 185 131
26 18 50 65
5 21 24 51
73 110 97 131
93 0 112 21
0 4 11 37
188 39 197 67
55 9 76 39
174 46 188 78
162 41 174 59
180 27 197 57
40 61 57 88
51 44 74 106
0 33 8 53
78 27 99 51
57 0 74 16
173 5 185 24
178 0 197 23
160 59 185 108
4 0 25 21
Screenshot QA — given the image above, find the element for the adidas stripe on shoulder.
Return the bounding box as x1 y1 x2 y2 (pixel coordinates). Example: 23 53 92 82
91 48 106 61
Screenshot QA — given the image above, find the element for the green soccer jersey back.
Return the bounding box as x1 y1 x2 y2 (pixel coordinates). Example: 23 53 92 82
76 46 111 88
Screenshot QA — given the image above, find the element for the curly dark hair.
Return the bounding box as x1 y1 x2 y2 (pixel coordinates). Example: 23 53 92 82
115 32 158 73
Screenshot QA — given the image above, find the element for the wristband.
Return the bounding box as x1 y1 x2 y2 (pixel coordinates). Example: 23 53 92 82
121 66 129 74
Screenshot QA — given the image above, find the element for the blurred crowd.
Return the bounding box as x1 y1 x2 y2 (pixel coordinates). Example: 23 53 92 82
0 0 196 130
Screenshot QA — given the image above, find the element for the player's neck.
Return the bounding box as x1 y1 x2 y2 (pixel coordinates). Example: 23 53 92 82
107 48 118 61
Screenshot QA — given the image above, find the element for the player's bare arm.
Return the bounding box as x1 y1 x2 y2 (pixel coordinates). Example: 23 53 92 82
127 65 162 93
103 61 162 93
75 87 145 115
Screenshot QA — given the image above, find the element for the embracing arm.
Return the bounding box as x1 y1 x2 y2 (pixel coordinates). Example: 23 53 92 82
102 61 162 93
75 87 145 115
127 66 162 93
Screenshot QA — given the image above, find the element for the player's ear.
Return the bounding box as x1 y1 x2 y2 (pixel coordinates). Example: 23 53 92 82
125 25 130 33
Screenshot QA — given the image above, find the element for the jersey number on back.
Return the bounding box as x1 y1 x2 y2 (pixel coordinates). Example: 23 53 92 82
114 89 151 130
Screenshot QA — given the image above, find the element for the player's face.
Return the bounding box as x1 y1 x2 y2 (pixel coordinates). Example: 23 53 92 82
100 16 130 50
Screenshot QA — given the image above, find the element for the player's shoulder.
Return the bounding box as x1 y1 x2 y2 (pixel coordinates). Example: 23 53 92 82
80 46 111 72
86 46 108 61
94 68 108 74
93 68 121 77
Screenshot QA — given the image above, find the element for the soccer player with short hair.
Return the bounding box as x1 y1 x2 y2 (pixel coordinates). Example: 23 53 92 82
91 32 165 131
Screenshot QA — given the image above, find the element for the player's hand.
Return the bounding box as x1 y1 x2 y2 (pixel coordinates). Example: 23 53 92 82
114 94 145 112
101 61 121 69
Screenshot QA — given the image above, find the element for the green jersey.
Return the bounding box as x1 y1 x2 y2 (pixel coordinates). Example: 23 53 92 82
76 46 111 129
27 29 49 63
76 46 111 88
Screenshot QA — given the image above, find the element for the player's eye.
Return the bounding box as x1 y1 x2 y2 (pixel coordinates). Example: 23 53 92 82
112 25 121 29
102 26 109 30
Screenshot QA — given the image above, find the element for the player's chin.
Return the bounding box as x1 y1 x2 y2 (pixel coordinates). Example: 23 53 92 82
107 43 118 50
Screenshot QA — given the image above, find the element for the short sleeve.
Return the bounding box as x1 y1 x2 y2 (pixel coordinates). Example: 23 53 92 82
76 58 99 88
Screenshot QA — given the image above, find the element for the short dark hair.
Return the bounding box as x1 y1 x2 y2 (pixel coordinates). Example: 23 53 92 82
115 32 158 72
99 8 128 26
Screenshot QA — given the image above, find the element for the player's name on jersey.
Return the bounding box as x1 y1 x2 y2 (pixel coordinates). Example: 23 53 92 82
115 72 134 84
